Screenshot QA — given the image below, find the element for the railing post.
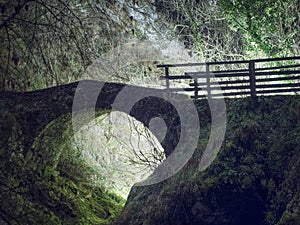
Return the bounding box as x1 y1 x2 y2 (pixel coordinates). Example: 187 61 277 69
194 78 198 99
249 60 257 99
165 66 170 89
206 64 211 98
165 66 170 99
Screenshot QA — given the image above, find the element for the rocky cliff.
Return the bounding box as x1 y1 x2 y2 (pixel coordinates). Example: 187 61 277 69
115 96 300 225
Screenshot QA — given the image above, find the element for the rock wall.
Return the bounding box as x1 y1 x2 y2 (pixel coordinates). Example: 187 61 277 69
115 96 300 225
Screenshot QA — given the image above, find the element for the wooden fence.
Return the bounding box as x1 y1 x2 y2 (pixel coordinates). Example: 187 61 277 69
157 56 300 99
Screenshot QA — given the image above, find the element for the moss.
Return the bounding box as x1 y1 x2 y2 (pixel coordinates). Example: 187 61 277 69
0 108 124 224
115 96 300 225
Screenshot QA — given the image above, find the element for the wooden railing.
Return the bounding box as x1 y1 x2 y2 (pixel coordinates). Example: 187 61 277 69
157 56 300 99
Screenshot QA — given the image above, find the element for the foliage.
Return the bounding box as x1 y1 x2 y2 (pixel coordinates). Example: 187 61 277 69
155 0 300 60
0 0 134 91
155 0 246 61
218 0 300 57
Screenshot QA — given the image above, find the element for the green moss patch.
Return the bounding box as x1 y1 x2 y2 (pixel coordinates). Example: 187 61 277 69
0 109 124 224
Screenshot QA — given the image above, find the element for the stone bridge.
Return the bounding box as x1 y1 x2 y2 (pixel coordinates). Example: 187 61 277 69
0 80 191 160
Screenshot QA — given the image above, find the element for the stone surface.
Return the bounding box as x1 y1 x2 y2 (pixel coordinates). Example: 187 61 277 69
114 96 300 225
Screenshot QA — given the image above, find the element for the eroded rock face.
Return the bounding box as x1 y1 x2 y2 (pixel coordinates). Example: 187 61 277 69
114 96 300 225
74 111 166 198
